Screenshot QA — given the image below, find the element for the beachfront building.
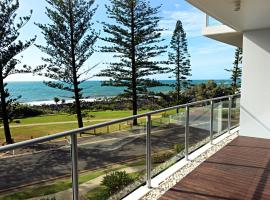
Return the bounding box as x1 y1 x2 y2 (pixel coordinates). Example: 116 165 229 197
190 0 270 139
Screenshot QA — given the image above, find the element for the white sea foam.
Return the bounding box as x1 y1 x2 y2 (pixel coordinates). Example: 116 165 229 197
23 98 99 106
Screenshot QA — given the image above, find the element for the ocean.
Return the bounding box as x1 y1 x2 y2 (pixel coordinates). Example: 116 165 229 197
6 80 231 103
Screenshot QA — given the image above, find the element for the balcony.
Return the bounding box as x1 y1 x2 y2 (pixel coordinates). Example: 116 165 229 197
0 94 240 200
159 136 270 200
203 15 242 47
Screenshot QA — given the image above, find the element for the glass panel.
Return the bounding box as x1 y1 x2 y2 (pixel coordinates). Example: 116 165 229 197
0 137 72 199
78 117 146 200
213 99 229 138
231 96 240 128
207 15 223 26
188 103 211 153
151 109 185 178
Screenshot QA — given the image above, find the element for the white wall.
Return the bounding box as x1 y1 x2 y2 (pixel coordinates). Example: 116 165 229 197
240 28 270 138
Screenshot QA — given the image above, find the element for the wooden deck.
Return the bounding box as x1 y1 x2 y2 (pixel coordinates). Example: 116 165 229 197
160 136 270 200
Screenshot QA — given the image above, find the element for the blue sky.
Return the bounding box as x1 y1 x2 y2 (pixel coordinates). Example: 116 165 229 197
7 0 236 81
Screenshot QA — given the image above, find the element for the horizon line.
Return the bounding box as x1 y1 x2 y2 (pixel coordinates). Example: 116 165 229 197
5 79 230 82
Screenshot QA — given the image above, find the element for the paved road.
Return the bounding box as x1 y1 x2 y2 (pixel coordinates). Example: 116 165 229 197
0 108 229 194
0 123 211 193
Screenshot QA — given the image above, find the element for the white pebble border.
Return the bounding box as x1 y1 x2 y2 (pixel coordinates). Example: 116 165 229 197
141 131 239 200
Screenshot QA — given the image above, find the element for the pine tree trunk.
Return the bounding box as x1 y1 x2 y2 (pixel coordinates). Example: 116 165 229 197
69 0 83 129
131 3 138 126
74 88 83 128
0 76 12 144
176 78 180 114
176 48 181 114
233 73 237 93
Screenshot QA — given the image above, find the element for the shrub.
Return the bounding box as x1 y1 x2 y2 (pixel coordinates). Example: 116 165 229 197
222 109 229 118
152 151 174 164
161 113 170 118
13 105 44 118
86 187 110 200
173 144 184 153
101 171 134 195
81 110 90 118
40 197 56 200
53 97 60 104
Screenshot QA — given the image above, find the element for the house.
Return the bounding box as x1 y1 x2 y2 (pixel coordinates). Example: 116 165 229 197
189 0 270 139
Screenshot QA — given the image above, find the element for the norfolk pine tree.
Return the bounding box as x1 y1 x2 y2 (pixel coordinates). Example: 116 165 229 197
98 0 168 125
35 0 98 129
169 20 191 112
0 0 35 144
225 47 242 93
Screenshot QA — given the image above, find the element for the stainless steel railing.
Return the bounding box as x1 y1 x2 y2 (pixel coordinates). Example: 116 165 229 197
0 93 240 200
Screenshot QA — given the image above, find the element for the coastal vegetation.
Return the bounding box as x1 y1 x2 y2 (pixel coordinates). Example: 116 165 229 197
0 0 36 144
169 20 192 111
225 47 242 93
34 0 98 130
97 0 169 126
0 82 235 146
0 80 232 143
0 0 241 144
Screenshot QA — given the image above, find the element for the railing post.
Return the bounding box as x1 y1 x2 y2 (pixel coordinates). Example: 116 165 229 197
146 114 152 188
228 96 232 134
210 100 214 144
71 134 79 200
185 105 189 161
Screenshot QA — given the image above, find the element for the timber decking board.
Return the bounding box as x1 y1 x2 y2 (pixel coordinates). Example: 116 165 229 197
159 136 270 200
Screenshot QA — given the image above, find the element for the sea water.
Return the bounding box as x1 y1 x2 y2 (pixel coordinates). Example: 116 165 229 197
5 80 231 104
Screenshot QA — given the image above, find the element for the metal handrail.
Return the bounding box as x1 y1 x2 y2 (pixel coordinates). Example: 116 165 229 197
0 93 240 153
0 93 241 200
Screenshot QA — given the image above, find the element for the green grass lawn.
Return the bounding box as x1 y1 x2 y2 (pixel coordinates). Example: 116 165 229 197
10 110 151 125
0 110 151 142
0 170 105 200
11 113 77 124
85 186 107 200
0 109 172 142
1 122 95 142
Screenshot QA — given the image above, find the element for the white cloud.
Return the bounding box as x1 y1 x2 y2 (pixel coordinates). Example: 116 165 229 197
160 9 204 37
175 3 181 8
190 43 234 55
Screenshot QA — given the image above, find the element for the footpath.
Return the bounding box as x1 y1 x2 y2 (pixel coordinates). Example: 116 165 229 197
27 165 145 200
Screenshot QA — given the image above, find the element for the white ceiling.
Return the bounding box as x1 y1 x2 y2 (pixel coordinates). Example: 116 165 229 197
187 0 270 32
202 25 243 47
